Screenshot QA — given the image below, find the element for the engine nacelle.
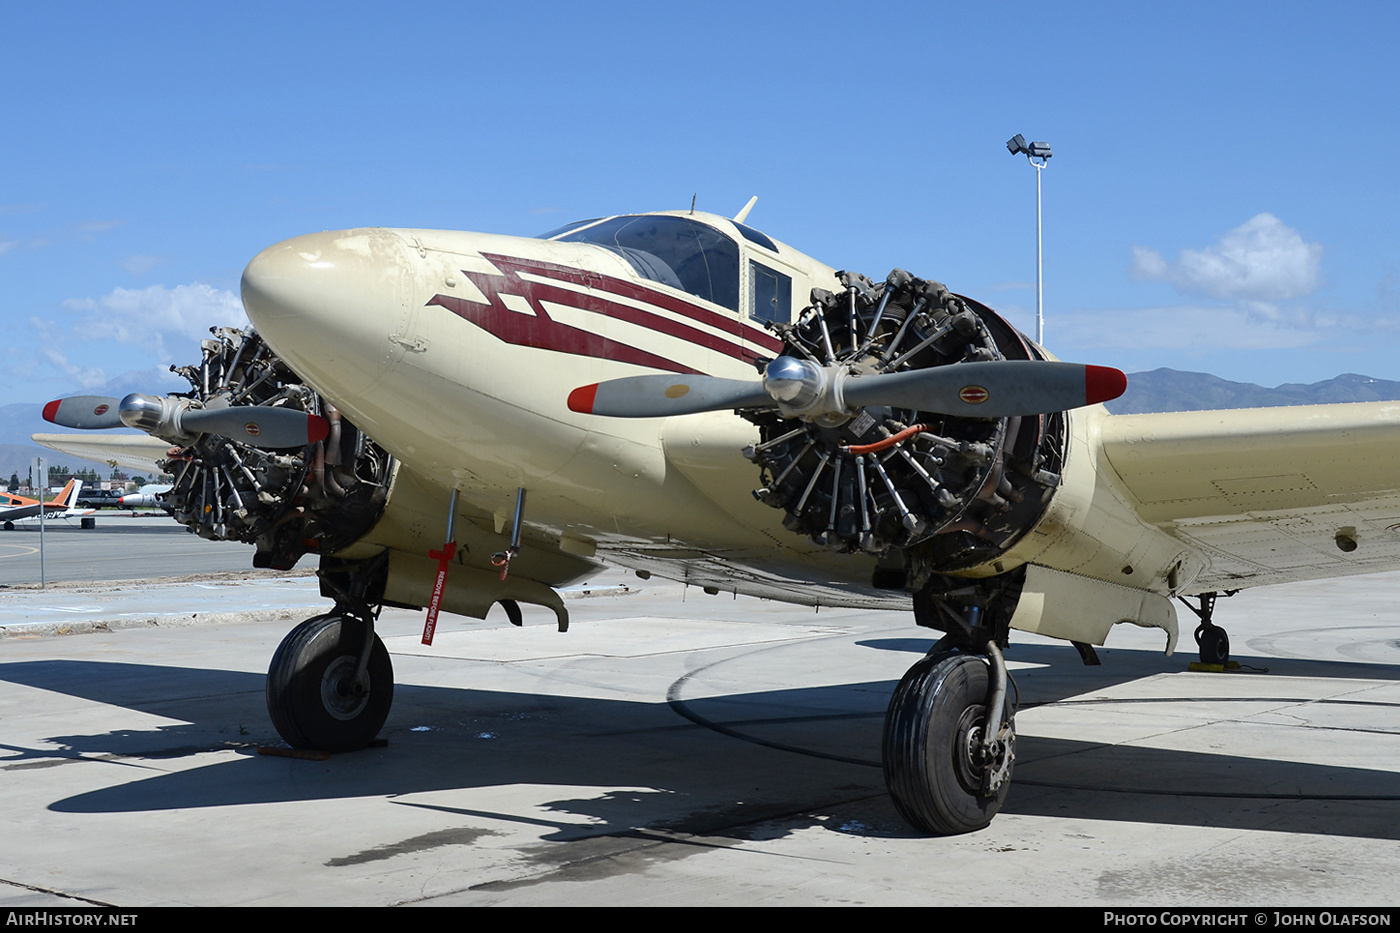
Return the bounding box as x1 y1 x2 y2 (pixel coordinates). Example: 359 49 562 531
150 328 597 625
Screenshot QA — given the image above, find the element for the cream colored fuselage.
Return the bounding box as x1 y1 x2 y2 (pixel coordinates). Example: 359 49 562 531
239 214 1192 642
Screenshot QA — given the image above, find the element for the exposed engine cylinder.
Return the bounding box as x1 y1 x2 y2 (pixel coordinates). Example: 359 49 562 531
743 271 1067 583
157 328 394 570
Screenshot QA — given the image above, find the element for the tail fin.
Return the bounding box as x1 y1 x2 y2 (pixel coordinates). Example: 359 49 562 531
50 478 81 508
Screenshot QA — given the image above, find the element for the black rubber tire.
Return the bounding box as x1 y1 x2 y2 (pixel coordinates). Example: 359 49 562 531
882 652 1011 835
1196 626 1230 666
3 521 13 531
266 614 393 752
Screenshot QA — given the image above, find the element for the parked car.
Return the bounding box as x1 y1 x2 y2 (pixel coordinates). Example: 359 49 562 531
76 489 124 509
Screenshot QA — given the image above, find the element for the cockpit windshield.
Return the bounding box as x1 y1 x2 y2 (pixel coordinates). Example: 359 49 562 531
559 215 740 312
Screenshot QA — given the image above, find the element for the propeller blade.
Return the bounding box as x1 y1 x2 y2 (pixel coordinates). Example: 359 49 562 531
841 361 1126 417
568 375 771 418
572 360 1125 421
42 396 124 430
179 406 330 448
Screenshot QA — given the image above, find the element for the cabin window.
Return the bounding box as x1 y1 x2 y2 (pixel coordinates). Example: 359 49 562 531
749 260 791 325
561 215 740 312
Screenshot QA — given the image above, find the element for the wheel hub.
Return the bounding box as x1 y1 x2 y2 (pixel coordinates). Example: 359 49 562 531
321 655 371 720
952 706 988 795
953 705 1015 797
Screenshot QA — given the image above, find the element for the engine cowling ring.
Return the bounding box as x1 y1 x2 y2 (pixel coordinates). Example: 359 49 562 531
742 271 1066 578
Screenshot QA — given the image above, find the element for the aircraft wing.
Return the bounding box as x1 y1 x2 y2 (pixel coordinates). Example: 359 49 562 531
1101 401 1400 592
31 433 172 475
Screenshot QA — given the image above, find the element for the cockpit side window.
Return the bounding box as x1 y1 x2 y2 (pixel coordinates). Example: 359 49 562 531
561 216 740 312
749 260 791 325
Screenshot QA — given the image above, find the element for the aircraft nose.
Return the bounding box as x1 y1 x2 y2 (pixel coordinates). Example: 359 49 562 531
241 228 415 402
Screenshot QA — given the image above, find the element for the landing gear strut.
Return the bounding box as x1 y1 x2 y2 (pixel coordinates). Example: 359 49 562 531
266 611 393 752
1180 591 1236 666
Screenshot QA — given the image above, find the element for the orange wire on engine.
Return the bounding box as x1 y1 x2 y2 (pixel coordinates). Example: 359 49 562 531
844 423 928 455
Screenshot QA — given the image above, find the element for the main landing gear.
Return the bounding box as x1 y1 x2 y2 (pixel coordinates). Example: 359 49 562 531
266 611 393 752
883 583 1019 835
1180 591 1237 666
266 555 396 753
883 643 1015 835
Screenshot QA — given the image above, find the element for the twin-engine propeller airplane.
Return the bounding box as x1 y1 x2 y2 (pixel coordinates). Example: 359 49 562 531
38 205 1400 834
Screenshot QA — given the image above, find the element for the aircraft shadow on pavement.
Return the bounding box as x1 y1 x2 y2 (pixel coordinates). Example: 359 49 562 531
2 650 1399 842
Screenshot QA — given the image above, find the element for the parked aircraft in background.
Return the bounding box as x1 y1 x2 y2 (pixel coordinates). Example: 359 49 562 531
0 479 86 530
38 204 1400 834
118 484 174 510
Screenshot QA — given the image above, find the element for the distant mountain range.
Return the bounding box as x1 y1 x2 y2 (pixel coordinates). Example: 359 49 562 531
5 368 1400 482
1103 369 1400 414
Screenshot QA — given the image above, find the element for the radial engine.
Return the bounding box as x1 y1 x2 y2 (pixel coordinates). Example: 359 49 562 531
741 270 1068 622
154 328 394 571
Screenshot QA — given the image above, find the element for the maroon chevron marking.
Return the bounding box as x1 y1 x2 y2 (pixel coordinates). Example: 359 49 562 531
484 253 785 356
427 294 698 375
428 267 701 375
428 254 784 372
488 258 761 362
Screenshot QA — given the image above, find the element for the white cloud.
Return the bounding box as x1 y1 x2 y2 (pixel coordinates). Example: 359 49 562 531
62 283 247 361
0 235 50 256
1129 245 1167 280
1132 214 1322 303
41 348 109 389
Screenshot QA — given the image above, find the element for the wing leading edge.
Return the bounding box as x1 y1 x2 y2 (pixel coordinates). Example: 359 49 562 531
31 433 173 475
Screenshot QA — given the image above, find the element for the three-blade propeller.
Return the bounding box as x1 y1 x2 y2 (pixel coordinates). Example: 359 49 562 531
43 393 329 449
568 359 1127 420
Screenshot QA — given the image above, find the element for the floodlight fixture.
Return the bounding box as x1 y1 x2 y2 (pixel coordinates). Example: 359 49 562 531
1006 133 1053 344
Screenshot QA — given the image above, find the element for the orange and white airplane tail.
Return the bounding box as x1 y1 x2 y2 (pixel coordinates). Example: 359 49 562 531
49 478 82 509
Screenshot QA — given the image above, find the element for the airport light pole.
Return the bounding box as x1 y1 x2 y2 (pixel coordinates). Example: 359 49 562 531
32 455 45 589
1006 134 1052 345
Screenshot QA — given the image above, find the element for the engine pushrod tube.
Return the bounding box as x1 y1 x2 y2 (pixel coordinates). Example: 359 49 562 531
792 451 830 514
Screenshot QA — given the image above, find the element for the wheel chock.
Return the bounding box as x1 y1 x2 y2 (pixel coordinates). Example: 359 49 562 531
1187 660 1242 673
258 746 332 760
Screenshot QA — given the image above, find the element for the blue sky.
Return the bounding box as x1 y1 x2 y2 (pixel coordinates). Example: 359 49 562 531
3 1 1397 412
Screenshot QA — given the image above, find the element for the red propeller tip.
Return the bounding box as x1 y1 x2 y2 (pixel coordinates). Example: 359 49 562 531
42 400 59 423
1085 366 1128 405
308 415 330 444
567 384 598 414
